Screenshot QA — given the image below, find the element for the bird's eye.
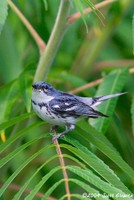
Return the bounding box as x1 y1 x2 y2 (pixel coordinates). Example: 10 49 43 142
44 85 48 92
45 85 48 89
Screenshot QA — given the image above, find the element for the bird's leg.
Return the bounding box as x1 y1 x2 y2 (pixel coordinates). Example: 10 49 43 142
50 125 58 138
50 125 58 132
52 124 75 142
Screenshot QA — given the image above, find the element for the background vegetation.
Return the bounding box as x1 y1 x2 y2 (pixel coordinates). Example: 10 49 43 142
0 0 134 199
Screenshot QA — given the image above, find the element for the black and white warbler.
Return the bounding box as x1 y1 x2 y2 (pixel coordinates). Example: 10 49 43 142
32 81 126 140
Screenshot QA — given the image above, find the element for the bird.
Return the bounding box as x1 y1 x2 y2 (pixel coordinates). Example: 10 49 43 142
31 81 126 141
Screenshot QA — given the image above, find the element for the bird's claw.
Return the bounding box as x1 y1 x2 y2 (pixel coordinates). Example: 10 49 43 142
51 133 65 143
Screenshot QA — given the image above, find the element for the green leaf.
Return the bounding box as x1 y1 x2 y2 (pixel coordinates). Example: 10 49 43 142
60 193 90 200
13 154 59 200
131 94 134 135
25 166 61 200
67 166 131 200
90 68 129 133
0 80 20 123
0 143 54 196
0 25 22 82
0 112 34 132
42 179 64 199
74 122 134 180
61 139 132 195
59 177 105 200
71 0 104 33
0 121 44 153
0 0 8 34
19 74 32 112
132 14 134 54
0 137 40 168
69 179 107 200
42 0 48 10
73 0 88 32
13 153 86 200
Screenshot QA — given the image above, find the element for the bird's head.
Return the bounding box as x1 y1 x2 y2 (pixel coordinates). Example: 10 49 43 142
32 82 56 102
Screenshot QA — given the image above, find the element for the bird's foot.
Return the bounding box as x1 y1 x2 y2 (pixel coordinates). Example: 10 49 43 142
52 133 66 143
50 124 75 143
50 125 59 139
50 125 58 133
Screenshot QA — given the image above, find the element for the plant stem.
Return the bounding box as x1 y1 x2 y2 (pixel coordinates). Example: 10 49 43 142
34 0 70 82
53 135 71 200
7 0 46 54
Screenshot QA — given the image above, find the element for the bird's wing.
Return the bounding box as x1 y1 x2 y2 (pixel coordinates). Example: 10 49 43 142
49 97 107 118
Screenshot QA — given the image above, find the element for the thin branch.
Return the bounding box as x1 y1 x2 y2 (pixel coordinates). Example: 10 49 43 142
7 0 46 54
69 67 134 95
0 182 56 200
69 78 103 94
53 133 71 200
34 0 70 82
67 0 116 24
95 59 134 69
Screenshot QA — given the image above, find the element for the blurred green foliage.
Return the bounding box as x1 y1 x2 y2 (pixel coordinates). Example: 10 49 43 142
0 0 134 199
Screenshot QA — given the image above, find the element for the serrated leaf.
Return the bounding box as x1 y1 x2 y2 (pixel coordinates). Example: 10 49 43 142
74 122 134 180
0 137 41 168
13 154 58 200
69 179 106 200
67 166 130 200
61 139 131 195
0 143 53 196
90 68 129 133
25 166 61 200
0 0 8 34
13 153 86 200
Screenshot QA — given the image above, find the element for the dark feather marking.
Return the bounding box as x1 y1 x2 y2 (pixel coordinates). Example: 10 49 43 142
91 96 102 105
49 97 108 118
31 100 37 105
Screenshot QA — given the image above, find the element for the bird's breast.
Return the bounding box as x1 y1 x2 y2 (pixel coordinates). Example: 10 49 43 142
31 100 79 126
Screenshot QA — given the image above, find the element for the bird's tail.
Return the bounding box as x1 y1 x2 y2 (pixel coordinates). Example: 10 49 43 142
89 109 108 118
91 92 127 108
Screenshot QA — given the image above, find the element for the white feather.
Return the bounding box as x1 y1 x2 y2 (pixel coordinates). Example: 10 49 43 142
53 105 60 108
65 106 77 111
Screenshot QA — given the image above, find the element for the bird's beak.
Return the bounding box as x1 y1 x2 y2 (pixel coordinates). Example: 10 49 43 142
32 86 36 92
32 84 36 90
